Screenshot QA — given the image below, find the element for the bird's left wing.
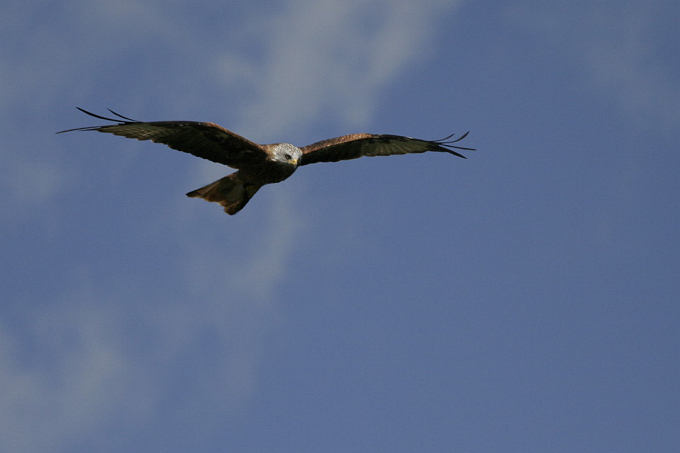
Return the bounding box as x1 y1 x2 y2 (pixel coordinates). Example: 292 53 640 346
58 108 269 168
299 132 474 166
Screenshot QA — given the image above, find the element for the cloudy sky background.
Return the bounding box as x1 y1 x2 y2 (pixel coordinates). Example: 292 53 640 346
1 0 678 452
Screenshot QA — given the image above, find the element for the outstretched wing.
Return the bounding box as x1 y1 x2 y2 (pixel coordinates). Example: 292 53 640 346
298 132 474 166
57 108 269 168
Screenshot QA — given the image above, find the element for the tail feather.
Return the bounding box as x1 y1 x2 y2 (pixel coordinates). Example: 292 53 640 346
186 173 260 215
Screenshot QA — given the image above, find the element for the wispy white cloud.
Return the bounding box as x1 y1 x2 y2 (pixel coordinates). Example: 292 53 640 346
216 0 464 138
0 0 466 450
0 293 138 452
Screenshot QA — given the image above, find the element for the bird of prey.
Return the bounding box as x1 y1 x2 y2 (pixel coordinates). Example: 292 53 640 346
58 108 474 215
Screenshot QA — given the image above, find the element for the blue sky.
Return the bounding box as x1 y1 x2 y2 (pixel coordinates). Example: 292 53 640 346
1 0 678 452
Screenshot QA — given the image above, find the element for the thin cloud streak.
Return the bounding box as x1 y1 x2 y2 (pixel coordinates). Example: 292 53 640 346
0 293 142 452
0 0 466 451
218 0 464 138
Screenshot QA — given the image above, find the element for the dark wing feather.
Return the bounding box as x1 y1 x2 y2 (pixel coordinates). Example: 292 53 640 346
57 108 268 168
299 132 474 166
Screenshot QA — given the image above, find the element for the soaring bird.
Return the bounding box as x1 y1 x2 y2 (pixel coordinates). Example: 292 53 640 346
58 108 474 215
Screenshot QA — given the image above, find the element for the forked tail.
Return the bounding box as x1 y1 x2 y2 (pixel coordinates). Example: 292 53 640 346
186 173 261 215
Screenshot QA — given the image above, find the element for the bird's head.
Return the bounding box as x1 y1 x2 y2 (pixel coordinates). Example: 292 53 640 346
270 143 302 167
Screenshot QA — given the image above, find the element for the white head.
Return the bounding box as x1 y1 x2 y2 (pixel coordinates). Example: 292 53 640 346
270 143 303 167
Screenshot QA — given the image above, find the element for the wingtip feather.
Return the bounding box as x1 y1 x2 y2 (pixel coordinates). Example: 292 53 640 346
57 107 139 134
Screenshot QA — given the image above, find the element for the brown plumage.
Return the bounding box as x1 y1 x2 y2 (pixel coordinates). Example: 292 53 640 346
58 108 475 215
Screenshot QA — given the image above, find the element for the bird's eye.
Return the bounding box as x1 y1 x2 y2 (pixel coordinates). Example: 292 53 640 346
284 153 292 160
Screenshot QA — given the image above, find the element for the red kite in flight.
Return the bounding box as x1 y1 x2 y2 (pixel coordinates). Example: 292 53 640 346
59 108 474 215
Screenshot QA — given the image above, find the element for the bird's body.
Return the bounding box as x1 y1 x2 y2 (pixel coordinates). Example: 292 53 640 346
185 143 302 214
58 108 474 215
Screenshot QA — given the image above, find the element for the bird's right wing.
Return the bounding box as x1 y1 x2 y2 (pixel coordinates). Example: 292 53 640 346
58 108 269 168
